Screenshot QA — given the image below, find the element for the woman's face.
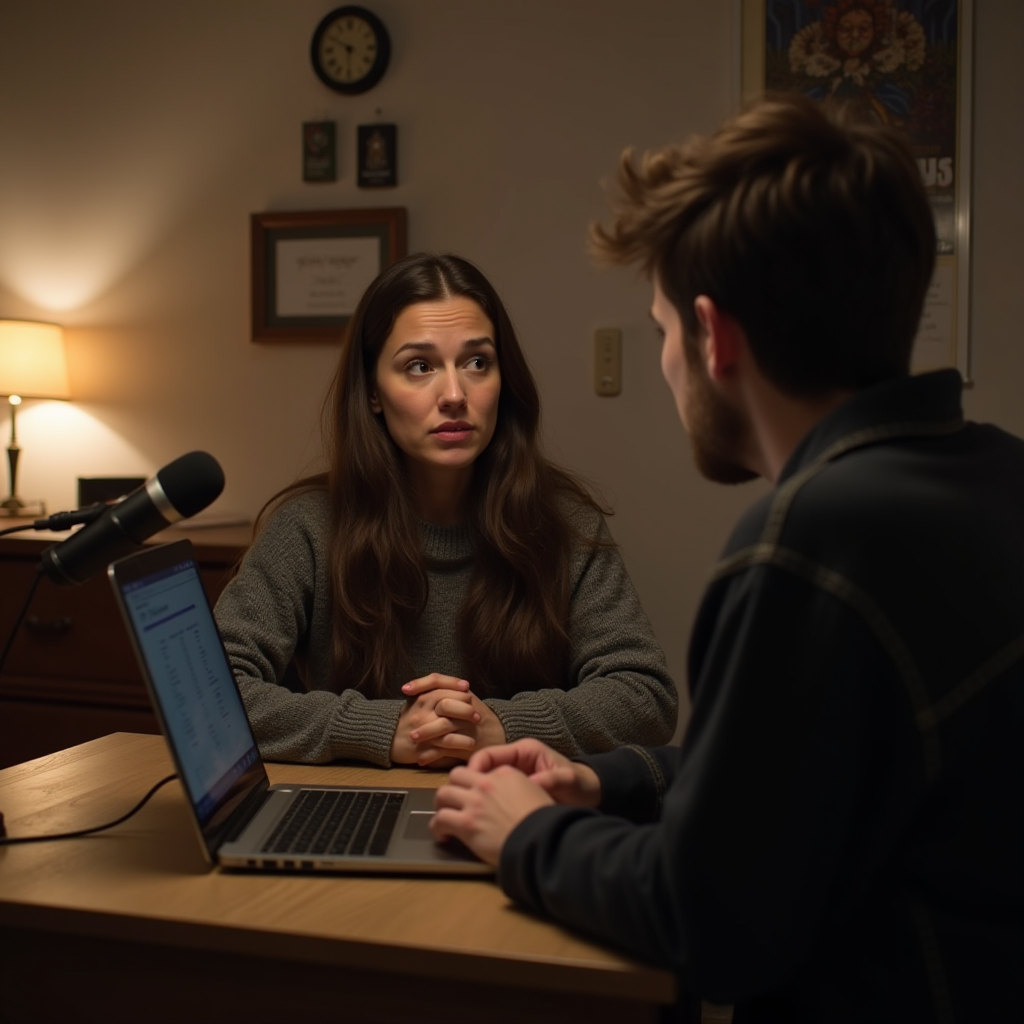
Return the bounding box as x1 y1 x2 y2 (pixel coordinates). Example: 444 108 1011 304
371 296 501 492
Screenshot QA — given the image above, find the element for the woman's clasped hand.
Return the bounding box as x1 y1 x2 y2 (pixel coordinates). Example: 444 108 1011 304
391 673 506 767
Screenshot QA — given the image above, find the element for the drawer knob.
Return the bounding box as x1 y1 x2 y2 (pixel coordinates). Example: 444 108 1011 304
25 616 73 636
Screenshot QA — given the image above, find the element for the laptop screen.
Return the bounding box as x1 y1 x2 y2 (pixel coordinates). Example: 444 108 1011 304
113 542 264 832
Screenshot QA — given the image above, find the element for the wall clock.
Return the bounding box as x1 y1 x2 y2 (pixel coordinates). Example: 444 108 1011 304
310 6 391 95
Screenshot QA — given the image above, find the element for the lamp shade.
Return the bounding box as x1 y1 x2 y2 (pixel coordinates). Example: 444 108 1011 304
0 320 71 400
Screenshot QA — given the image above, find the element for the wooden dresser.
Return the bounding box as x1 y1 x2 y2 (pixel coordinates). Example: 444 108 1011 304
0 521 252 768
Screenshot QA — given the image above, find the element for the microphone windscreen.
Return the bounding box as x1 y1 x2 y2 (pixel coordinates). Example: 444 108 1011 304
157 451 225 518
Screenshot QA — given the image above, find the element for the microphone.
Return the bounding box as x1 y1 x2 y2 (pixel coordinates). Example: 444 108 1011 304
39 451 225 586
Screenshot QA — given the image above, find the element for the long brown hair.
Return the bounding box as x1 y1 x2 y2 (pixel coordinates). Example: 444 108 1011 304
258 252 605 697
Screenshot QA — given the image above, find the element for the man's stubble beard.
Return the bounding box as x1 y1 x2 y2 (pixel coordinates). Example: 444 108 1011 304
685 357 758 485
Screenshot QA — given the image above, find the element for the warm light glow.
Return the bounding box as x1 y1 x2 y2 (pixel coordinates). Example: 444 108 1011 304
0 140 226 312
0 320 71 399
1 400 154 513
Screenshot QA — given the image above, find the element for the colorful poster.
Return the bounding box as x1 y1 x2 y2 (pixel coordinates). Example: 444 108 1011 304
763 0 960 254
743 0 971 375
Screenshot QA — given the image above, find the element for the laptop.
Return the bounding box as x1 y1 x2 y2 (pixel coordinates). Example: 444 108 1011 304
108 538 492 875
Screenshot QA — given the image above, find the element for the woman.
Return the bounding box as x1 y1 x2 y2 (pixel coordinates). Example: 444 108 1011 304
215 252 677 768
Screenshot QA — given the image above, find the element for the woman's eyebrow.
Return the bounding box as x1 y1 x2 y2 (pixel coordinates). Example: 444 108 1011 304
391 341 436 357
391 337 495 358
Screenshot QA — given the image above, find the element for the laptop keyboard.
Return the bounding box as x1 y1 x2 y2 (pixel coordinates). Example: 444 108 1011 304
261 790 406 857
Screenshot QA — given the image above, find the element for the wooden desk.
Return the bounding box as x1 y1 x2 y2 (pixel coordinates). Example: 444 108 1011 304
0 733 677 1023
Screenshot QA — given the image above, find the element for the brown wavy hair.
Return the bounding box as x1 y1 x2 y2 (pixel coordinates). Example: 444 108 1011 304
590 93 936 398
256 252 606 698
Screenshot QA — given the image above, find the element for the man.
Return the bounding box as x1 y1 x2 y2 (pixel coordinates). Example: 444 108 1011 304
431 94 1024 1023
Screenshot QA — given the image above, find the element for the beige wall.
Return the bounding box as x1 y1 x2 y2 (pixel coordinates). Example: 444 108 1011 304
2 1 1022 734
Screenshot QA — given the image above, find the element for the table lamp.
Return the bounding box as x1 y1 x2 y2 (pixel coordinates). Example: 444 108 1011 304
0 319 71 518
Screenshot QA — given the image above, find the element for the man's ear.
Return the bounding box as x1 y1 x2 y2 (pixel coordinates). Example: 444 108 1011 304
694 295 743 382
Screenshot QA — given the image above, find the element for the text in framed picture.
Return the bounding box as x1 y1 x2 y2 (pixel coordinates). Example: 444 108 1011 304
250 207 407 343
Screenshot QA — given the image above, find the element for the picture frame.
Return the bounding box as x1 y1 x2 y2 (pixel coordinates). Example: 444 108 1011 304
737 0 973 380
250 207 408 343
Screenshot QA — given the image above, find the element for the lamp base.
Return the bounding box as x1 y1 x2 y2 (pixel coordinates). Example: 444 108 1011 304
0 497 46 518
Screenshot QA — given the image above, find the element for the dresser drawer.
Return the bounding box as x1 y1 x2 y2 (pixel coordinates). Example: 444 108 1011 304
1 560 228 686
0 523 250 766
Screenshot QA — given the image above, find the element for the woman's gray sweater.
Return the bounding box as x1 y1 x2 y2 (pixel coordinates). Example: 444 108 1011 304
214 490 677 767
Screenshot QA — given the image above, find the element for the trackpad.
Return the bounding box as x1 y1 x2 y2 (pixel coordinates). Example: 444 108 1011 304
403 811 435 841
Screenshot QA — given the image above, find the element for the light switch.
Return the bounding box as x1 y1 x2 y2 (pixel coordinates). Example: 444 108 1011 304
594 328 622 396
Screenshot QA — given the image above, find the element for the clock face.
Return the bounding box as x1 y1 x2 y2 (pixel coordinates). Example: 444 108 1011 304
311 6 391 95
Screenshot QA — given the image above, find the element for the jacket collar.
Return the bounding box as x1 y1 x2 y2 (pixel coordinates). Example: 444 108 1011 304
778 369 965 485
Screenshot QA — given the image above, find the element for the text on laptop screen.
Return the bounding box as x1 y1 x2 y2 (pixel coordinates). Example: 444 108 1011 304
120 557 259 822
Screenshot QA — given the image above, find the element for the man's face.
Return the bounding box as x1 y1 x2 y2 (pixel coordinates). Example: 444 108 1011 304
651 279 756 484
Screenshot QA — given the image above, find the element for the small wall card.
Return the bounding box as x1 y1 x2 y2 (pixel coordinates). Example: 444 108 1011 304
357 123 397 187
303 121 337 183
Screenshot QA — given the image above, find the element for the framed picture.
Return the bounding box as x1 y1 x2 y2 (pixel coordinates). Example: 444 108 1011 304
738 0 973 379
250 207 407 343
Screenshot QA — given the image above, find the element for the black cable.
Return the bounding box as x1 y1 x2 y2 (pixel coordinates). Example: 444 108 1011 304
0 564 44 676
0 501 159 841
0 773 178 845
0 503 106 539
0 504 107 672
